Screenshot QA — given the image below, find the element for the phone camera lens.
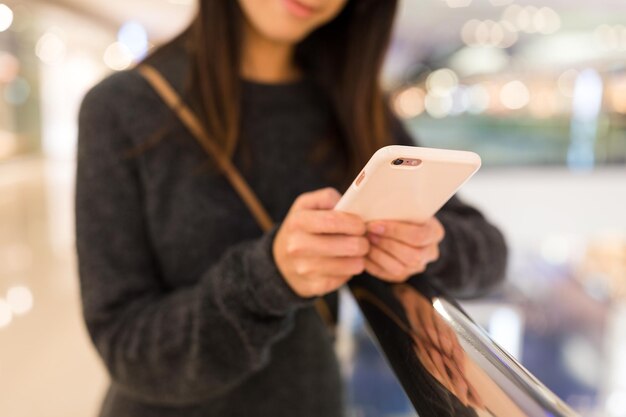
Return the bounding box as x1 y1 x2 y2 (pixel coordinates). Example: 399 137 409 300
392 159 404 166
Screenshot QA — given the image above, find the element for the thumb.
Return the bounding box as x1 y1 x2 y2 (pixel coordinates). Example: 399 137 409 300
293 187 342 211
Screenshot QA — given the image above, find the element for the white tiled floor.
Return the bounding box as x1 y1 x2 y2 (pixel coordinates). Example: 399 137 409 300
0 157 107 417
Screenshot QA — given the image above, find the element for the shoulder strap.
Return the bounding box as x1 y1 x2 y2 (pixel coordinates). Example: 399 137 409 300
137 65 335 329
138 65 274 232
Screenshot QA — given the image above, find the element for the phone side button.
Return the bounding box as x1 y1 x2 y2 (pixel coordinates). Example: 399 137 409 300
355 170 366 187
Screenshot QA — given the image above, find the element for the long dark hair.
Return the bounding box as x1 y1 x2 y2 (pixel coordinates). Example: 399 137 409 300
145 0 399 182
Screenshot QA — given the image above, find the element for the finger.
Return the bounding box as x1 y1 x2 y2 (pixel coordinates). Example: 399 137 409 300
364 259 393 281
292 187 342 210
452 342 466 373
365 259 411 283
368 235 438 269
367 246 407 282
420 244 440 266
419 310 444 352
367 218 445 247
467 380 486 410
304 275 352 296
368 235 417 266
294 210 366 236
294 257 365 278
414 343 439 379
427 347 455 393
413 295 443 350
286 233 370 258
327 275 352 289
432 314 454 358
443 355 469 406
365 259 412 283
435 316 461 361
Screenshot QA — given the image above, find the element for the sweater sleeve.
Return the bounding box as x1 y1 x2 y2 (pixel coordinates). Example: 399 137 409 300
75 76 313 406
388 114 508 298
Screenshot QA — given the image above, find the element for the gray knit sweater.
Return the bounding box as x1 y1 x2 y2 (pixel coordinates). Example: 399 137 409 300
75 44 507 417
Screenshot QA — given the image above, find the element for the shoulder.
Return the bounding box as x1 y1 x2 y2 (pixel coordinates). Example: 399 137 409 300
77 57 189 162
80 69 151 117
79 71 148 139
77 71 145 164
77 67 166 166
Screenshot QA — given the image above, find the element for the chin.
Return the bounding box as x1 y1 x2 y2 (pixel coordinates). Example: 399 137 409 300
238 0 347 46
260 23 315 44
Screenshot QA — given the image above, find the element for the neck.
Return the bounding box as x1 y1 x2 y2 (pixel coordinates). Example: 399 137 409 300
241 22 302 83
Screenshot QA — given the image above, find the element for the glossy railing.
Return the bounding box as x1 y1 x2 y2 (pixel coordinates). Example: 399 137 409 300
348 276 580 417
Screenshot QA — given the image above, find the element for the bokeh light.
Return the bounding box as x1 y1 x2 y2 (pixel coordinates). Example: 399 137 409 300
595 24 626 50
501 5 561 35
4 77 31 105
461 19 518 48
0 3 13 32
393 86 425 119
466 84 491 114
36 31 67 65
450 86 470 115
6 286 34 316
118 21 149 59
425 93 453 118
535 7 561 35
103 41 134 71
450 47 510 76
500 80 531 110
426 68 458 97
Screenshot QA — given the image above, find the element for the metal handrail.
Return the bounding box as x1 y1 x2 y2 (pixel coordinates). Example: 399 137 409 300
348 276 580 417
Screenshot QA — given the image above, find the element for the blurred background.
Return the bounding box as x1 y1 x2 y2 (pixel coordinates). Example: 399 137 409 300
0 0 625 416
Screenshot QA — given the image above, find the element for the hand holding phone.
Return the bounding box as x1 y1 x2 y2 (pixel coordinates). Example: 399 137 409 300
335 145 481 281
364 216 445 282
273 188 369 297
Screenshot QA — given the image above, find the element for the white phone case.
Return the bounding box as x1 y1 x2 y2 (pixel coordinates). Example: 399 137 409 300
334 145 481 223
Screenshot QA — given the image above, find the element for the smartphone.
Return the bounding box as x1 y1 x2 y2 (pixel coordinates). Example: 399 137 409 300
334 145 481 223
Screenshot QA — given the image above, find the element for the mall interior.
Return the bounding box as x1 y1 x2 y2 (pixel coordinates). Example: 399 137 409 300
0 0 625 416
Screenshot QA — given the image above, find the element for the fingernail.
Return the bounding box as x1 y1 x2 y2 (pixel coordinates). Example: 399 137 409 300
369 223 385 235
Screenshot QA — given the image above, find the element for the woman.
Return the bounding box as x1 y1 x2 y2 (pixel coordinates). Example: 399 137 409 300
76 0 507 416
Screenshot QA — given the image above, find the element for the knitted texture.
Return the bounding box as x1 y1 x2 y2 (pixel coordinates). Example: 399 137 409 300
75 45 507 417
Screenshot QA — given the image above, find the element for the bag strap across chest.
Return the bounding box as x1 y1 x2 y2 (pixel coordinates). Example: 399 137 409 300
137 64 336 330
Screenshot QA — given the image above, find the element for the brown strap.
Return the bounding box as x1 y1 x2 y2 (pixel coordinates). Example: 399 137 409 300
137 65 335 329
138 65 274 232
